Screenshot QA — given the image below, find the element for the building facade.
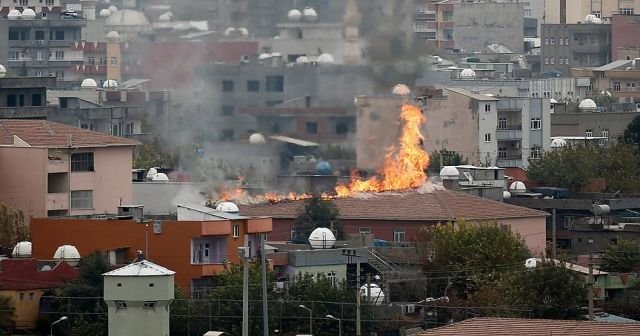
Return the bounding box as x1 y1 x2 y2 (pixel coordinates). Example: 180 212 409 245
541 23 612 76
612 14 640 60
545 0 640 24
453 1 524 53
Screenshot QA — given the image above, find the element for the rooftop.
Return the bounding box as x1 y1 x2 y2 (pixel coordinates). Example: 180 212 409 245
0 120 139 148
0 258 78 290
240 189 547 221
592 60 633 72
446 88 500 101
103 259 175 277
419 317 640 335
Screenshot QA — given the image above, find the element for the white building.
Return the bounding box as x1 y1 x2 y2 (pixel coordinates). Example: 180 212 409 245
103 259 175 336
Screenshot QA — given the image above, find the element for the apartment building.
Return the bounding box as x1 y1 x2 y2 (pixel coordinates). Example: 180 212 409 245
0 120 138 223
545 0 640 24
541 22 612 76
612 14 640 60
414 0 455 50
0 1 87 86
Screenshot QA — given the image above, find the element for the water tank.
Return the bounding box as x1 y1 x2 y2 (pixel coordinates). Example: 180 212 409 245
360 284 385 305
81 78 98 89
12 241 32 258
7 9 22 20
439 166 459 180
258 53 271 60
105 31 120 41
317 53 335 64
99 9 112 17
238 27 249 36
503 191 512 199
308 228 336 249
578 99 597 111
21 8 36 20
391 84 411 96
592 204 611 216
53 245 81 267
296 56 309 64
151 173 169 182
287 9 302 22
103 79 119 88
303 7 318 22
216 202 240 214
108 5 118 13
146 167 158 180
249 133 266 144
525 257 537 269
509 181 526 194
550 138 567 148
459 68 476 79
315 161 332 175
224 27 236 36
158 12 172 21
0 65 7 78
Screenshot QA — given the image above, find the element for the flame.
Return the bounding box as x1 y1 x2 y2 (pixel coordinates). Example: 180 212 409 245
211 101 429 205
335 102 429 197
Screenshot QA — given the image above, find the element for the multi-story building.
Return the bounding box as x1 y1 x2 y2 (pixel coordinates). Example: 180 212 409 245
612 14 640 60
414 0 455 50
540 22 611 76
0 1 87 86
545 0 640 24
453 1 524 53
0 120 138 223
30 204 273 293
573 59 640 105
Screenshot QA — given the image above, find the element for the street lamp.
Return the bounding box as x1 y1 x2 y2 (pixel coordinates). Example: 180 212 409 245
326 314 342 336
50 316 68 336
298 304 312 335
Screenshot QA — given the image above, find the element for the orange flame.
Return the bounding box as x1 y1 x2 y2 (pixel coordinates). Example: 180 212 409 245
335 102 429 197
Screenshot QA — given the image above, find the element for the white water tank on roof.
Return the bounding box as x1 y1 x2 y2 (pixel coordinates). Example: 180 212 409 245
216 202 240 214
392 84 411 96
0 65 7 78
459 68 476 79
81 78 98 89
103 79 119 88
360 284 385 305
509 181 526 194
525 257 537 269
12 241 32 258
287 9 302 22
439 166 460 180
550 138 567 148
258 53 271 60
21 8 36 20
146 167 158 180
303 7 318 22
317 53 335 64
579 99 597 111
99 9 112 17
53 245 81 267
108 5 118 13
106 30 120 41
249 133 266 144
152 173 169 182
296 56 309 64
238 27 249 36
308 228 336 249
7 9 21 19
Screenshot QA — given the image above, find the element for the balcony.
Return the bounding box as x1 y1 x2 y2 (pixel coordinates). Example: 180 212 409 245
194 263 226 277
47 193 69 211
496 126 523 140
497 154 524 168
0 107 50 119
8 18 87 28
47 158 69 173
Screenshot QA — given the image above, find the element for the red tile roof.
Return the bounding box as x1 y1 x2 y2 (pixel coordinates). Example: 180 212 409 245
0 120 139 148
419 317 640 336
0 258 78 290
239 189 547 221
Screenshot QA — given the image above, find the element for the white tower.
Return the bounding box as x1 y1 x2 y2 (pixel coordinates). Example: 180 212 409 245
103 259 175 336
343 0 362 65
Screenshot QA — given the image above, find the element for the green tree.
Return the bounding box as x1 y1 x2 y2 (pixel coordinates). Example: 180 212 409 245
429 149 468 172
468 259 586 319
621 115 640 150
0 203 29 254
294 195 343 241
0 295 15 335
601 239 640 273
60 251 110 336
416 220 531 299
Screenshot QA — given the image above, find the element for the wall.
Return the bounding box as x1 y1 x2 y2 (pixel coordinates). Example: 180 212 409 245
541 24 611 75
355 96 404 172
612 14 640 60
70 146 133 216
285 264 348 283
0 289 44 329
0 146 47 225
500 217 547 256
551 111 638 139
453 2 524 53
133 182 206 215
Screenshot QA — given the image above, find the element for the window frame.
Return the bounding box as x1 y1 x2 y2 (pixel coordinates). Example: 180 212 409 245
393 228 406 242
71 152 94 172
70 190 93 210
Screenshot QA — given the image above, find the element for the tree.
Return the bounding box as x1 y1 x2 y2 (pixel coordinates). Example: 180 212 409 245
468 259 586 319
601 239 640 273
0 295 15 335
416 220 531 299
0 203 29 254
620 115 640 150
428 149 468 172
294 195 343 241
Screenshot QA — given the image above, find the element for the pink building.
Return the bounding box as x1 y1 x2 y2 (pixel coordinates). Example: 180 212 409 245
612 14 640 60
0 120 138 224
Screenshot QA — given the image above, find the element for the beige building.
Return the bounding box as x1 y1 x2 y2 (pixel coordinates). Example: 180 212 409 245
545 0 640 23
573 59 640 105
0 120 138 223
103 259 175 336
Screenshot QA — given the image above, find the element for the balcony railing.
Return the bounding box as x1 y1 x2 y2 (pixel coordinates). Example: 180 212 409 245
47 193 69 211
496 126 523 140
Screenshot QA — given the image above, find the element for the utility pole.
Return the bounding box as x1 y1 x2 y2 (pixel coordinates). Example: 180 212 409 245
588 252 594 321
367 273 372 303
552 208 557 259
356 254 361 336
260 233 269 336
242 234 249 336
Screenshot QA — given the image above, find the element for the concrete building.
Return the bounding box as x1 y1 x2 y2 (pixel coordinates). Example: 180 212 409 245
545 0 640 24
0 2 87 86
551 108 638 141
414 0 454 50
453 1 524 54
31 208 273 292
0 120 138 223
529 77 591 102
103 259 174 336
0 258 78 330
540 22 612 76
612 14 640 60
573 59 640 106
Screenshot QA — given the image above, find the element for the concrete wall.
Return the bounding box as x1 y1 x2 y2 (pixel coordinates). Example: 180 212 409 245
612 14 640 60
453 2 524 53
0 146 48 225
0 289 44 329
551 111 638 139
70 146 133 216
285 264 348 283
133 182 206 215
541 24 611 76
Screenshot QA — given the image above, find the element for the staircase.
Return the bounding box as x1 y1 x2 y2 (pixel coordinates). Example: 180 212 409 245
368 248 401 280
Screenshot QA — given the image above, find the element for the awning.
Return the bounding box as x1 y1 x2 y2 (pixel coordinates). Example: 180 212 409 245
269 135 320 147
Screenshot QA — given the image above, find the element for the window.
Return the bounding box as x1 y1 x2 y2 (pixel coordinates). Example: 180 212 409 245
613 81 621 91
19 95 24 107
550 57 554 65
498 147 507 159
19 293 24 301
116 301 128 309
593 10 601 18
327 271 337 287
36 50 44 61
565 57 569 65
55 51 64 60
247 80 260 92
484 133 491 142
442 11 453 21
110 57 118 65
530 118 541 130
620 8 635 15
335 122 348 134
8 30 20 40
290 226 296 239
550 37 554 45
530 146 542 159
88 56 95 65
32 94 42 106
71 190 93 209
71 153 94 171
221 80 234 92
7 95 17 107
29 292 34 300
359 227 371 235
55 30 64 40
35 30 44 40
220 129 234 141
221 105 234 116
393 228 406 242
544 38 549 45
544 57 548 65
233 224 240 238
498 117 507 129
484 104 491 112
265 75 284 92
117 283 122 287
55 71 64 80
112 123 121 137
306 122 318 134
559 38 563 46
626 82 637 91
586 129 593 137
125 122 134 135
149 283 154 287
143 301 157 309
559 58 563 65
602 129 609 139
